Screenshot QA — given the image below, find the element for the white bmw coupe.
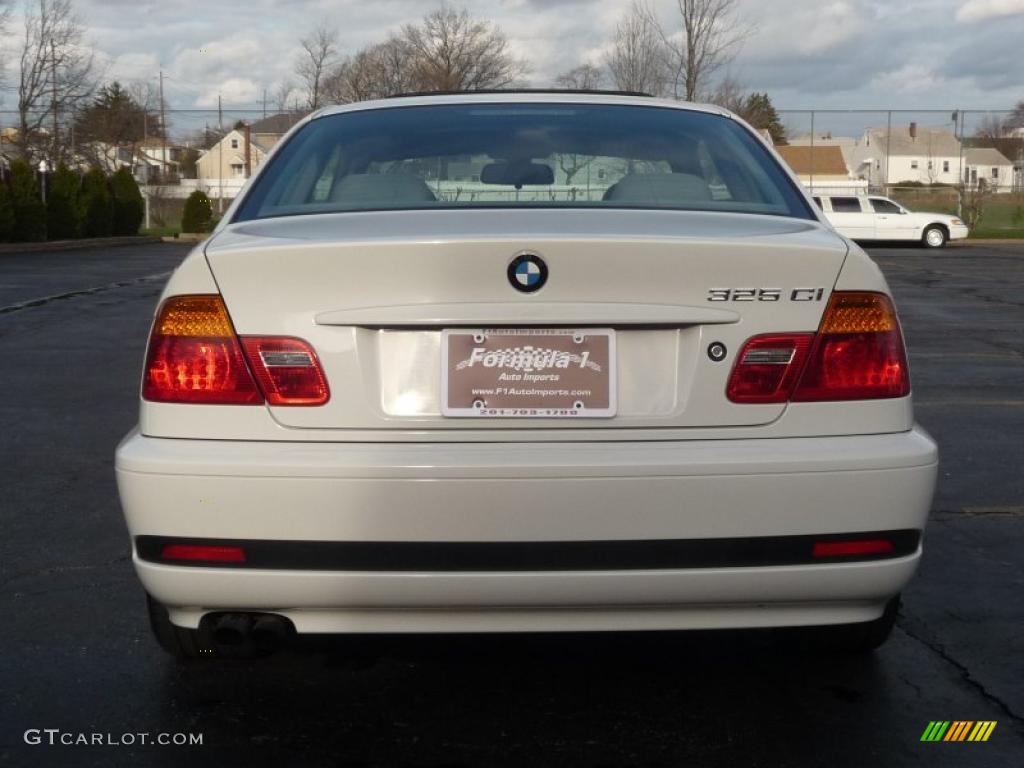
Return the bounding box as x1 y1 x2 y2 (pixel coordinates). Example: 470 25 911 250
116 92 937 658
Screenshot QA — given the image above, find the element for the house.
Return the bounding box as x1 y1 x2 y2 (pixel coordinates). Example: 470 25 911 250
135 139 184 183
194 113 299 198
787 134 858 172
848 124 962 187
775 144 865 194
963 147 1014 190
249 112 302 148
72 138 183 183
776 145 850 181
197 129 269 183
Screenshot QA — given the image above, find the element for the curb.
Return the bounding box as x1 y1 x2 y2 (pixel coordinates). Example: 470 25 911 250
0 236 164 255
161 234 207 244
953 239 1024 246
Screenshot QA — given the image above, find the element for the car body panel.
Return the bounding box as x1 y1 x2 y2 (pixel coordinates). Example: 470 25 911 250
117 426 936 632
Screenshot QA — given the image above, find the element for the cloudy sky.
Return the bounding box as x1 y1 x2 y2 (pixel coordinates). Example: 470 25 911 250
4 0 1023 128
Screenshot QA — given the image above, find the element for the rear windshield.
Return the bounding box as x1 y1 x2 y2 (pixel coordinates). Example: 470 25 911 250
234 103 812 222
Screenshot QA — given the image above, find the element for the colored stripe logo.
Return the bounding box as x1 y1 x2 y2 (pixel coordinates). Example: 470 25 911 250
920 721 997 742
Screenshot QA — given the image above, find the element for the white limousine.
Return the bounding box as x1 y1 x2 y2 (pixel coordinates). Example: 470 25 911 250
814 194 968 247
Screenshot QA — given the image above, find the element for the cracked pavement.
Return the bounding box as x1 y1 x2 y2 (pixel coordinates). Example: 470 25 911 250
0 242 1022 766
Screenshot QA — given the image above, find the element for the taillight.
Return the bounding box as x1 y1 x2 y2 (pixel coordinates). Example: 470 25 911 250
143 295 262 404
240 337 330 406
142 295 330 406
726 334 814 403
727 291 910 404
793 292 910 401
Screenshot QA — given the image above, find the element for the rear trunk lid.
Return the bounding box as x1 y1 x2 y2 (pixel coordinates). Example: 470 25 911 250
205 208 847 431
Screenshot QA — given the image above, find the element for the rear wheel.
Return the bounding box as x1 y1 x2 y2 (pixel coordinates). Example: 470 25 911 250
146 594 203 660
922 225 947 248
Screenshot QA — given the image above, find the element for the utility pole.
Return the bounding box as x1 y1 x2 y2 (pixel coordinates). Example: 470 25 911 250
955 109 965 217
244 122 252 178
51 39 58 168
217 93 224 213
159 69 168 183
809 111 815 192
884 110 892 191
262 89 267 120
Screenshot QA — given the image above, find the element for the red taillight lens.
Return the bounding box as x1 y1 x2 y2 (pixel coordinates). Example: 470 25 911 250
143 295 262 405
793 292 909 401
160 543 246 563
240 337 330 406
727 292 910 404
726 334 814 403
812 539 895 558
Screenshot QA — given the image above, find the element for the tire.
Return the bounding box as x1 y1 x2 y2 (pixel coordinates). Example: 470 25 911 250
146 594 204 660
824 595 900 653
922 225 947 249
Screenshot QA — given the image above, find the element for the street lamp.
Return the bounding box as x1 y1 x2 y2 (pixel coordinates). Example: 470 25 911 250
38 159 49 204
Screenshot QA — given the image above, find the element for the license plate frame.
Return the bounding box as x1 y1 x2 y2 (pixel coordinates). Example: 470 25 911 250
441 328 617 418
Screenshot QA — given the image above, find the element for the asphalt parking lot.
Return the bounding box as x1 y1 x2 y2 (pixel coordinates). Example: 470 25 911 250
1 241 1021 767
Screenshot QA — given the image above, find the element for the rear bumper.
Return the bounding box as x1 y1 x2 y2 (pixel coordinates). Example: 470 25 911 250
116 427 937 632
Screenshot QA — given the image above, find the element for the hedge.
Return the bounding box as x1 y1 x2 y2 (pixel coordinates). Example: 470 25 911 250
9 160 47 242
79 168 113 238
46 164 82 240
0 180 14 241
111 166 144 235
181 190 213 233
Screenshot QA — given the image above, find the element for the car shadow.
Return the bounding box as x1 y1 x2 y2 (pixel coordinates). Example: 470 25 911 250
151 628 914 768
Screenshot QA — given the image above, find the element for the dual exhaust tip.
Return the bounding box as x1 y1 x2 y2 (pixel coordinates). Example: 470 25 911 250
205 613 294 657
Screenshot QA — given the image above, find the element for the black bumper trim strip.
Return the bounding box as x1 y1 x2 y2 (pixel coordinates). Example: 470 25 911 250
136 530 920 571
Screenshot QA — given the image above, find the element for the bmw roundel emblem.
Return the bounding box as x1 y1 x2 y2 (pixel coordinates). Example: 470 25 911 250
508 253 548 293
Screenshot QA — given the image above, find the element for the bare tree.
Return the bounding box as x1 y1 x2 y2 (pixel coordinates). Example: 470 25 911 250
399 6 529 92
1006 100 1024 134
15 0 97 164
960 177 996 229
606 1 670 96
553 64 604 91
706 73 745 112
323 38 417 104
296 23 339 110
975 114 1007 140
271 80 296 113
645 0 746 101
0 3 12 89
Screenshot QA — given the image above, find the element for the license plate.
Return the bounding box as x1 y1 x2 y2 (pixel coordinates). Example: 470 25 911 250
441 329 616 418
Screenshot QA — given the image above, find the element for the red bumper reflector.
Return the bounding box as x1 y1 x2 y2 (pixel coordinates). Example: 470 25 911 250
812 539 895 558
160 544 247 563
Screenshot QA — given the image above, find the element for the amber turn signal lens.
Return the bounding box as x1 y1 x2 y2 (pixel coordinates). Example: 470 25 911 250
154 295 236 338
818 292 898 334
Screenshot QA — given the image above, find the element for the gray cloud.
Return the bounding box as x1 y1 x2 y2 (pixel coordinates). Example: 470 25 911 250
17 0 1014 114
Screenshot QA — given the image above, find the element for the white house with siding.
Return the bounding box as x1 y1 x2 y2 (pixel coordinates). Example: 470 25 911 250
963 147 1014 190
848 124 962 187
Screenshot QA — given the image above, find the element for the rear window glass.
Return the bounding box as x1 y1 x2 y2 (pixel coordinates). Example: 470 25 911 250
830 197 864 213
234 103 812 222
